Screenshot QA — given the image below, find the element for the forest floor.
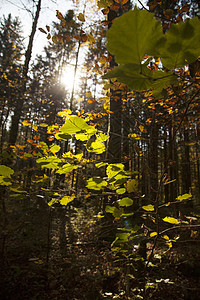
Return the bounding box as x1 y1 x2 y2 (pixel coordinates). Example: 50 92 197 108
1 198 200 300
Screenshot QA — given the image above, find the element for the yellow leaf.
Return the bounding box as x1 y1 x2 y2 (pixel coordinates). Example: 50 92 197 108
32 124 38 131
128 133 141 140
142 204 154 212
78 13 85 22
58 109 72 117
176 193 192 201
150 232 157 237
39 123 48 127
163 216 179 224
139 125 144 132
162 235 170 240
166 242 172 249
15 144 25 150
22 120 31 126
60 194 75 206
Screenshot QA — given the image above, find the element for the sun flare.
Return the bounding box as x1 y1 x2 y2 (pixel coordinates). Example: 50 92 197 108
61 65 81 92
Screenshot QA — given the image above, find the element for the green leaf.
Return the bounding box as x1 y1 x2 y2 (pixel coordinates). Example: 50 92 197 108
161 17 200 69
163 216 180 224
86 138 105 154
142 204 155 211
0 176 12 186
50 144 61 154
121 213 134 217
62 151 83 161
118 197 133 207
113 207 124 218
105 205 115 214
106 7 164 65
116 188 126 194
95 131 109 142
0 165 14 177
10 187 27 193
103 63 177 92
106 163 125 179
125 179 138 193
109 173 128 185
60 195 75 205
23 153 32 158
36 157 62 169
116 232 130 242
95 162 108 168
75 132 91 141
56 164 79 174
105 206 123 218
176 193 192 201
55 132 71 141
86 177 107 190
61 115 96 135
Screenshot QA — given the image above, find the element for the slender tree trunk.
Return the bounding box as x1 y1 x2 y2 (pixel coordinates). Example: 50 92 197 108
149 121 158 201
106 2 131 163
8 0 42 146
164 129 169 202
182 128 191 194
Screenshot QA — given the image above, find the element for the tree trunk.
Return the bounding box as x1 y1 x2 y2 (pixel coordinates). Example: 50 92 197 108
8 0 42 146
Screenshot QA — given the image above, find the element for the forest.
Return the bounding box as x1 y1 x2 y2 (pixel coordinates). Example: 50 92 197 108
1 0 200 299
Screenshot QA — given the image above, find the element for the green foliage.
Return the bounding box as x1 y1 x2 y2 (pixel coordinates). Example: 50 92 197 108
105 205 124 218
142 204 155 211
0 165 14 186
55 132 71 141
161 17 200 69
61 115 96 136
58 115 107 154
50 144 61 154
56 163 79 175
48 194 75 206
126 179 138 193
86 137 105 154
116 188 126 194
86 177 107 190
36 157 62 169
116 232 130 243
106 7 164 65
106 163 125 178
176 193 192 201
118 197 133 207
104 63 177 92
103 6 200 93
